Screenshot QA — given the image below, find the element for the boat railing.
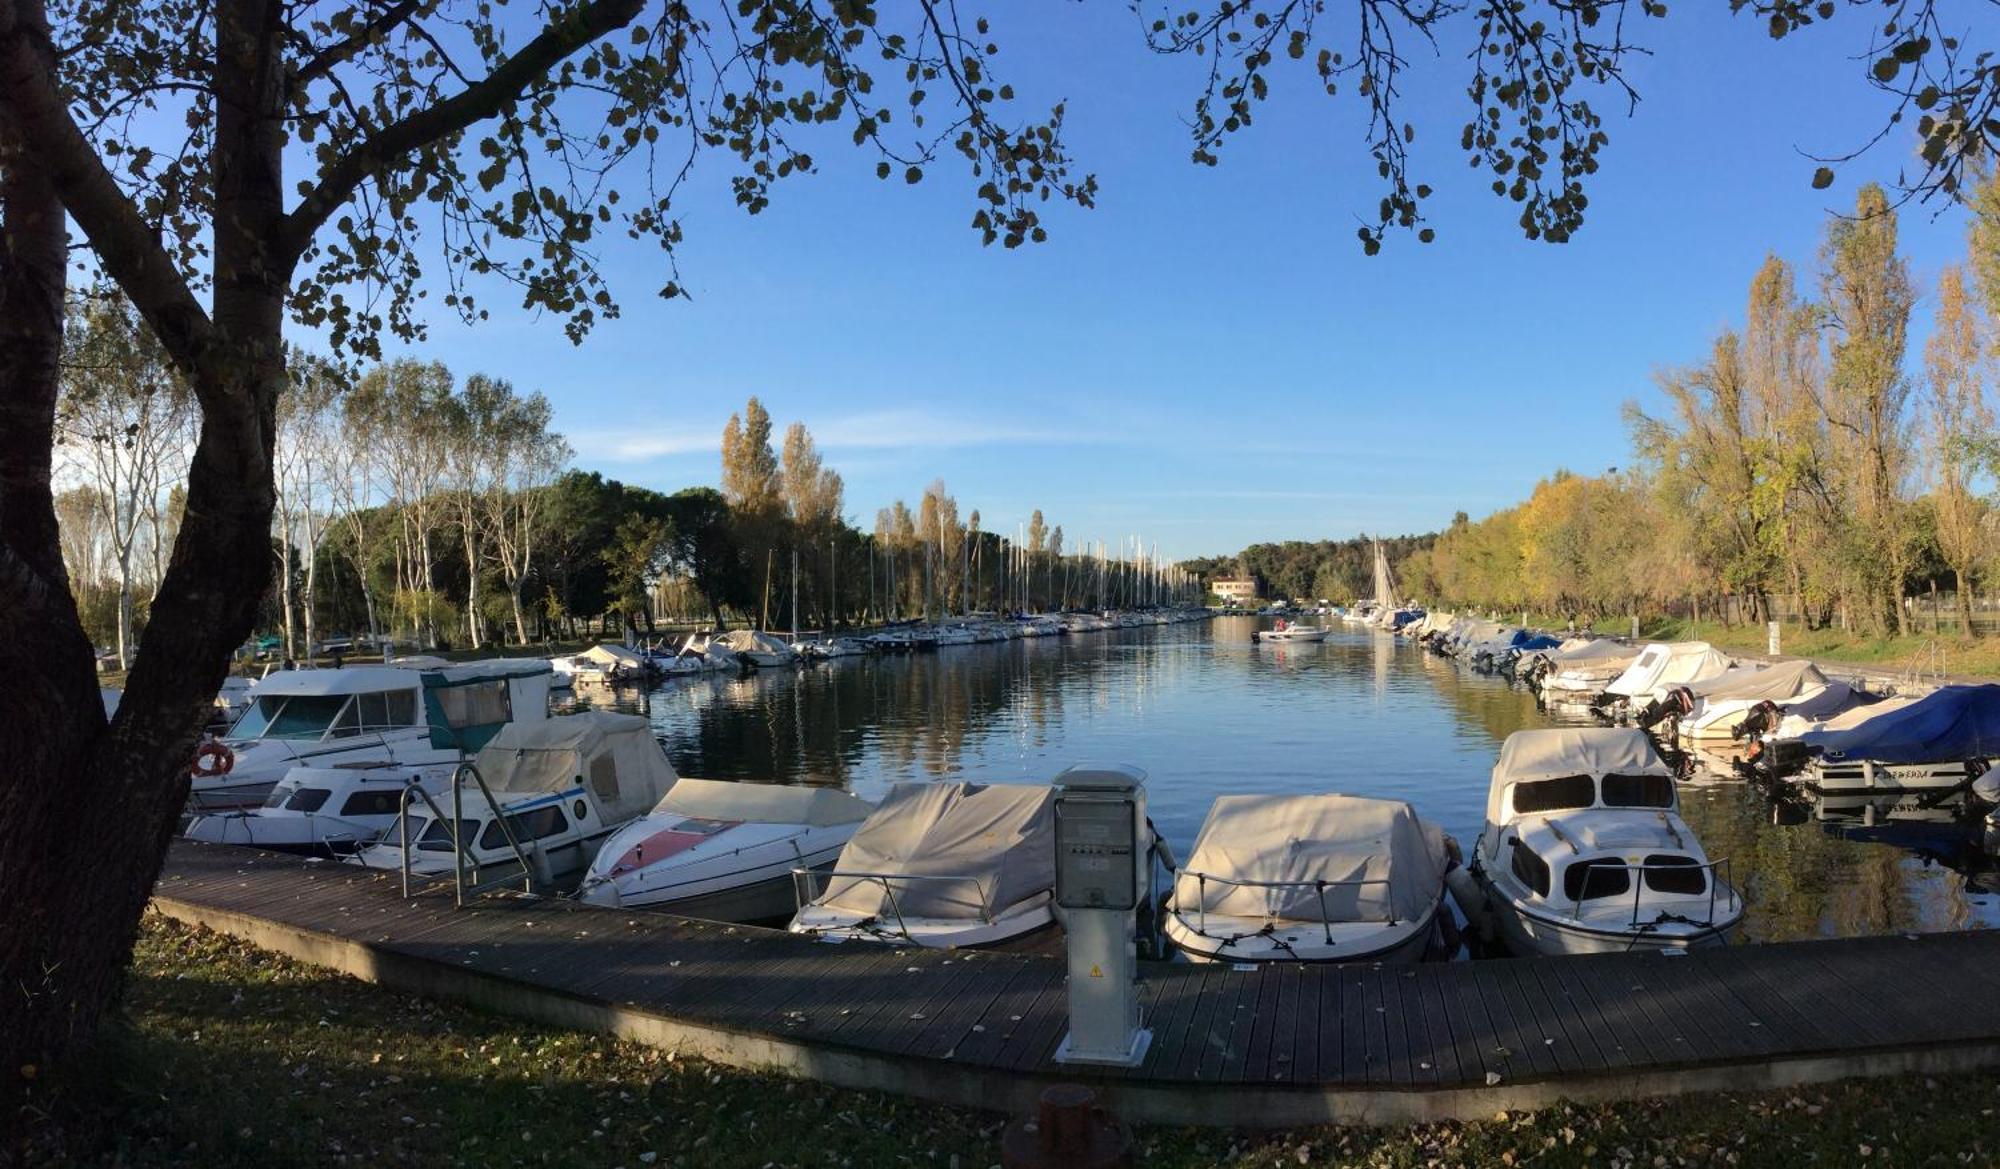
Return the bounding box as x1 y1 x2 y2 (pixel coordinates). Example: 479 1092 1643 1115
392 764 536 907
790 868 997 941
1177 870 1397 946
1567 855 1740 931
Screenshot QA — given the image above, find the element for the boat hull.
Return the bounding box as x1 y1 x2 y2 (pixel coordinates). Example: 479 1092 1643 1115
1163 906 1438 964
1473 869 1736 956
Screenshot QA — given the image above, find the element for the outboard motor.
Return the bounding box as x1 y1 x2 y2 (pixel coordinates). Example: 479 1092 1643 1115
1733 699 1783 741
1634 685 1696 730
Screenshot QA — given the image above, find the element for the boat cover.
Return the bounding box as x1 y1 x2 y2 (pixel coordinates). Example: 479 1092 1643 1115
577 643 649 669
649 777 872 827
475 710 676 822
1774 693 1913 739
1606 642 1733 698
715 629 794 656
1690 659 1828 701
1494 728 1674 784
816 782 1055 920
1797 684 2000 764
1513 634 1562 652
1552 639 1638 664
1175 794 1446 923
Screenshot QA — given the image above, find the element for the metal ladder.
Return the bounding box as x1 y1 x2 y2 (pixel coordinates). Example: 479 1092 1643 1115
395 762 537 908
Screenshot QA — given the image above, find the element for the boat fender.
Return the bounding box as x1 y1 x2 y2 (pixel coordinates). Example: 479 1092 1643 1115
1443 866 1488 920
191 739 235 778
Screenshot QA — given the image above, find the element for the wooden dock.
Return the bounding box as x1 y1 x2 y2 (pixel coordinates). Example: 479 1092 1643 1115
152 840 2000 1126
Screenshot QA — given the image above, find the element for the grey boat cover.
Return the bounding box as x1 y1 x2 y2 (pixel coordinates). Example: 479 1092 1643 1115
715 629 794 656
1493 728 1673 785
1690 659 1829 701
1176 794 1447 923
474 710 676 823
1606 642 1733 698
817 781 1055 920
649 777 872 827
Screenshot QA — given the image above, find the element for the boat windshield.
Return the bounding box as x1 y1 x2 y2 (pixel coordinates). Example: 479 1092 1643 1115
1601 773 1675 809
229 689 419 742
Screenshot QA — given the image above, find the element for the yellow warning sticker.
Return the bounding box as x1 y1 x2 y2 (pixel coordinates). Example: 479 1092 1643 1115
1089 964 1103 978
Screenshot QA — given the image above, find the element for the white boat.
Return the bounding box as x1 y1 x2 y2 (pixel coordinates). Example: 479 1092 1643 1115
188 659 553 812
211 676 256 729
577 779 874 920
1164 793 1452 964
1470 728 1742 955
1668 660 1859 742
572 642 652 683
185 761 435 855
789 781 1057 948
355 710 677 890
1254 621 1328 643
713 629 798 668
801 636 871 660
1601 642 1733 710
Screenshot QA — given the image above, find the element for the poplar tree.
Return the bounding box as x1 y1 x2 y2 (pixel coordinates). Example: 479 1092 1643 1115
1923 264 1992 632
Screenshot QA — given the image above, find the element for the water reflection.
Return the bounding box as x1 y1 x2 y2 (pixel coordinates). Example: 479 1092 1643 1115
569 618 1999 944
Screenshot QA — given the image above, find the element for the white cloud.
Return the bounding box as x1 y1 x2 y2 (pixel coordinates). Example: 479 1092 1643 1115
568 405 1096 463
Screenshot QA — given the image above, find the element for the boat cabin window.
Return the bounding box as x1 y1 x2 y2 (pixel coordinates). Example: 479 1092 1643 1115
234 693 352 741
478 805 568 850
1642 854 1707 895
1508 837 1551 897
415 817 480 852
283 787 332 813
1563 858 1632 902
1511 774 1596 815
355 690 419 732
1601 773 1675 809
588 754 620 803
434 680 512 732
340 790 407 818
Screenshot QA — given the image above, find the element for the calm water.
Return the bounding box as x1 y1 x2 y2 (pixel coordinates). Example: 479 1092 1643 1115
580 617 2000 944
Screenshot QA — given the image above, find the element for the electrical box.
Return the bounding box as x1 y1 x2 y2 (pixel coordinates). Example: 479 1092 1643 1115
1052 763 1152 1068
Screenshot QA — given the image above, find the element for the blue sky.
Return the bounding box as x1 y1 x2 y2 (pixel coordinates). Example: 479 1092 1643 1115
376 2 1987 559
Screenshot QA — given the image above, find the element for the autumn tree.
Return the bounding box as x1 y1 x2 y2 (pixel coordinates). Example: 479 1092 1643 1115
1923 264 1992 632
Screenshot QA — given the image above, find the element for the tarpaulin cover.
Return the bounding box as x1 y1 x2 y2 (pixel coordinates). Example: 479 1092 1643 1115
1606 642 1733 698
1690 659 1828 702
1494 727 1674 785
816 782 1055 920
1174 794 1446 923
1798 684 2000 763
1514 634 1562 652
474 710 676 822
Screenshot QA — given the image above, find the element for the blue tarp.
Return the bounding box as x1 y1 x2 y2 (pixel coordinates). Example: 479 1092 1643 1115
1799 684 2000 763
1513 633 1561 651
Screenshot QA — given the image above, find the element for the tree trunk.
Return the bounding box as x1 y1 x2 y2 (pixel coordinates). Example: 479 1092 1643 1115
1957 570 1975 638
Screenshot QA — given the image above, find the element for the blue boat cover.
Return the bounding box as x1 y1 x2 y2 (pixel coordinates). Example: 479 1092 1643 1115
1513 634 1561 652
1799 684 2000 763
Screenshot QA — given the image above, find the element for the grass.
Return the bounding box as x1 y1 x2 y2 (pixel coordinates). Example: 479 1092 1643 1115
1554 615 2000 680
18 916 2000 1167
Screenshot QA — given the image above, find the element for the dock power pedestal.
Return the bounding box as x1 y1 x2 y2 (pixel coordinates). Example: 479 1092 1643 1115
1051 764 1152 1068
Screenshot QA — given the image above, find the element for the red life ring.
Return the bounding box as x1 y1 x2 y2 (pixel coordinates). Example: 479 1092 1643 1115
191 740 235 778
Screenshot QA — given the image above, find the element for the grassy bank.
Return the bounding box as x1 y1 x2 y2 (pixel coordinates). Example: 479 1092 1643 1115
1540 615 2000 680
18 917 2000 1167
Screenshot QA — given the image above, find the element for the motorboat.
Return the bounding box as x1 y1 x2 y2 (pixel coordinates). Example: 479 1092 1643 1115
188 659 553 812
211 676 256 731
185 760 436 855
1469 728 1743 955
788 780 1057 948
577 779 874 920
713 629 799 668
1787 684 2000 795
1599 642 1733 712
570 642 652 683
800 636 871 661
354 710 677 890
1163 793 1453 964
1254 619 1328 644
1649 660 1859 741
1533 640 1643 704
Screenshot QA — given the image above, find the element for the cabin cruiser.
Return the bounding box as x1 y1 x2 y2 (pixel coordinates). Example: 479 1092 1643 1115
186 761 435 855
188 659 553 812
1164 793 1453 964
1469 728 1742 955
354 710 676 891
1784 684 2000 795
210 676 256 731
1254 619 1328 644
577 779 873 920
713 629 798 668
789 781 1058 948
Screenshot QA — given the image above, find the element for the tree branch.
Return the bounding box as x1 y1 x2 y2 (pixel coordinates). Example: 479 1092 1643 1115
0 0 222 395
277 0 645 263
292 0 426 86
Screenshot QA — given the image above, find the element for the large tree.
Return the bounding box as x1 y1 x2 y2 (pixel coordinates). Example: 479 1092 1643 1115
4 0 2000 1111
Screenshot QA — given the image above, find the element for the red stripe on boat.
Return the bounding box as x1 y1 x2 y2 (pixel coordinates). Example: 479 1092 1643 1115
609 821 741 874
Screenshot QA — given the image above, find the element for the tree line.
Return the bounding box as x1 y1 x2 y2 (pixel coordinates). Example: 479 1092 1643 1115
1397 181 1999 634
1185 534 1437 605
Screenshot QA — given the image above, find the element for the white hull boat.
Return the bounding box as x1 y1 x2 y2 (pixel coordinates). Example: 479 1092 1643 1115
1254 625 1328 644
577 779 872 921
185 762 436 856
1164 793 1451 964
789 780 1058 948
1469 728 1742 957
